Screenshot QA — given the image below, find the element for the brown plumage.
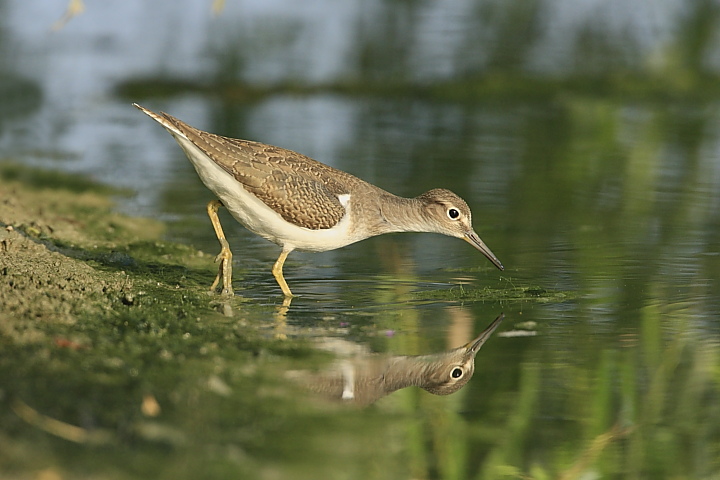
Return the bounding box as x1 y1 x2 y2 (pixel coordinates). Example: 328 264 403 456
166 116 353 230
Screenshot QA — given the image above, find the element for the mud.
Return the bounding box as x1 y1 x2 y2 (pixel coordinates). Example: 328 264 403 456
0 171 146 340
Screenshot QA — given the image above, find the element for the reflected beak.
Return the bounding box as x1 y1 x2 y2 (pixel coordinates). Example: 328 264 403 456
464 231 504 270
467 313 505 354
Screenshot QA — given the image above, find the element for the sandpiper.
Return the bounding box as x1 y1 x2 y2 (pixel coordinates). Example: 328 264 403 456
134 104 504 297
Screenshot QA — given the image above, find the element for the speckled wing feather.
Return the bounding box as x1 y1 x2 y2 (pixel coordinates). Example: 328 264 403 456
160 113 351 230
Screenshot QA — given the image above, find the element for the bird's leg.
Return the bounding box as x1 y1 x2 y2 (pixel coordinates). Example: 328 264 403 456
207 199 233 295
272 248 294 297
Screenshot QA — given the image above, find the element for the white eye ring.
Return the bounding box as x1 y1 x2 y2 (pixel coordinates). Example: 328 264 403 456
447 208 460 220
451 367 464 379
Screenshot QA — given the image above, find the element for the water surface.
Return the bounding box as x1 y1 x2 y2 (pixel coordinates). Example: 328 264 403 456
1 1 719 479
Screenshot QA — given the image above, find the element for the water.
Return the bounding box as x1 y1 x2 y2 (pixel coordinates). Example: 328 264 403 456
1 1 720 479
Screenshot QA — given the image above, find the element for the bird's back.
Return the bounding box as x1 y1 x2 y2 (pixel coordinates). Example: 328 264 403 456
160 112 385 231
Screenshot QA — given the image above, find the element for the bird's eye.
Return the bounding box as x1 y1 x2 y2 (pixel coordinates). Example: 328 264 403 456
451 367 464 379
447 208 460 220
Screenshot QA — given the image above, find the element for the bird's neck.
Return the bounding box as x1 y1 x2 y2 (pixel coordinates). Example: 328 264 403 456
380 356 433 394
373 195 431 235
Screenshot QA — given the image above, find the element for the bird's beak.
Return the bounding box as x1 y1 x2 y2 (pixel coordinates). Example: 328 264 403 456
464 231 504 270
467 313 505 354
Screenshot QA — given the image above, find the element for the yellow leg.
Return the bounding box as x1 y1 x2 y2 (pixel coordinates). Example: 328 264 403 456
207 200 233 295
272 248 294 297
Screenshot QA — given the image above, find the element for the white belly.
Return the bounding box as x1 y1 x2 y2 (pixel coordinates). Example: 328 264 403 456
174 135 358 252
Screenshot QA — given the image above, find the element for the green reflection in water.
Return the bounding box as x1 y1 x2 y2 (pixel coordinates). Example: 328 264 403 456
470 307 720 479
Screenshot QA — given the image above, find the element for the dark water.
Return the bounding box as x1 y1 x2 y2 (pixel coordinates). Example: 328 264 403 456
1 1 720 479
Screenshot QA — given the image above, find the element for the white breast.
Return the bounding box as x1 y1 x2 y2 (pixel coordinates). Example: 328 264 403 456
172 134 360 252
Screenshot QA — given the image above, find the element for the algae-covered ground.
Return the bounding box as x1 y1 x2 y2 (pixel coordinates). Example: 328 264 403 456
0 164 418 480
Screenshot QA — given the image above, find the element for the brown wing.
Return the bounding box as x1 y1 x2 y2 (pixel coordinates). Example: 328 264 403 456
162 113 351 230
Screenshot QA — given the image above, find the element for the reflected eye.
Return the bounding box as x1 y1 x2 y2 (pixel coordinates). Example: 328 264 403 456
447 208 460 220
451 367 464 379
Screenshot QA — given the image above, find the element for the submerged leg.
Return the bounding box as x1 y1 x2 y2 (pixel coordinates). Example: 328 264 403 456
271 248 294 298
207 199 233 295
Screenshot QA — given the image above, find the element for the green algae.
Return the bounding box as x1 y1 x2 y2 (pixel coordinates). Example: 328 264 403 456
412 283 575 303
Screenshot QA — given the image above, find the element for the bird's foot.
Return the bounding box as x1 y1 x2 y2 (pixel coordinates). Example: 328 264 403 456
210 245 233 295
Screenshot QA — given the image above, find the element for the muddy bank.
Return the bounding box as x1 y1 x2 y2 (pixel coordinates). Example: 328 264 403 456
0 164 189 340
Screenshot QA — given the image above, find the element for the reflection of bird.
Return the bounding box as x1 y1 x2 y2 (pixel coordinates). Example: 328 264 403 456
134 104 504 298
294 314 504 406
